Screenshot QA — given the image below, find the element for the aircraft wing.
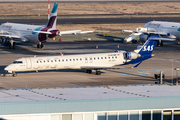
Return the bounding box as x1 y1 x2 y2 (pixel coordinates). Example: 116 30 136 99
80 66 132 70
122 27 177 42
80 62 142 70
0 34 20 39
33 31 52 34
59 30 95 36
149 37 176 41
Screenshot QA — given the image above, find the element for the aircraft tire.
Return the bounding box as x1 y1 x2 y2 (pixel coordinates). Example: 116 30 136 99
13 42 16 49
41 43 44 49
86 70 92 74
96 71 101 75
37 44 40 48
8 43 12 49
12 72 17 77
160 41 163 46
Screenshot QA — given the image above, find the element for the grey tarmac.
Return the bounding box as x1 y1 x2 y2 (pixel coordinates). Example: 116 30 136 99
0 37 180 89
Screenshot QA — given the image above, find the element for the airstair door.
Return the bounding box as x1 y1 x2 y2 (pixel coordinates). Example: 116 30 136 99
25 58 32 69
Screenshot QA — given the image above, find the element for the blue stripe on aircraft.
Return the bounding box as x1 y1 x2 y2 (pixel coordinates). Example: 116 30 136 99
138 70 150 73
119 74 133 76
154 70 166 72
136 73 149 76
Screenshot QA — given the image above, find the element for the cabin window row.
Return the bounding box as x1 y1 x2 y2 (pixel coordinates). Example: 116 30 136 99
36 56 118 63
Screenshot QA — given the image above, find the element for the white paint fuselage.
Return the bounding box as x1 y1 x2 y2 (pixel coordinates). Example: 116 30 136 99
144 21 180 40
5 52 126 73
0 22 43 42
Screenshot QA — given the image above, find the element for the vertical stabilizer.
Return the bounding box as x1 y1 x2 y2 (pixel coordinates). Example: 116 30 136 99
46 2 58 28
138 36 158 55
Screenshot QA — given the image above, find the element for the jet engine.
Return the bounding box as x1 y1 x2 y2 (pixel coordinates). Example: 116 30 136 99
124 52 141 60
139 34 149 43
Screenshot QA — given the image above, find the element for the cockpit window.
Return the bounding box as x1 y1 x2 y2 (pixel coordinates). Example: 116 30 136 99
13 61 23 64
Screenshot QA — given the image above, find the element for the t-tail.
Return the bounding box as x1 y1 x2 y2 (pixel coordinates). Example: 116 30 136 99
46 2 58 29
124 36 159 66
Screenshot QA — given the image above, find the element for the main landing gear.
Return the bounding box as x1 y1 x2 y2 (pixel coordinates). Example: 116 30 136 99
86 69 101 75
157 40 163 46
37 42 45 49
0 37 16 49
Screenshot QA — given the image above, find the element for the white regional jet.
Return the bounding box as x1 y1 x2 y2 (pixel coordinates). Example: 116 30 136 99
123 21 179 46
0 3 94 49
4 36 159 76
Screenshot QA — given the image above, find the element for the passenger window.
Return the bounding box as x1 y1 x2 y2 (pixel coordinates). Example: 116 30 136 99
97 57 99 60
101 57 103 59
47 60 49 62
76 58 78 61
94 57 96 60
55 60 57 62
115 56 117 59
66 59 68 61
44 61 45 63
37 61 38 63
62 59 64 62
51 60 53 62
90 58 92 60
73 59 75 61
40 61 42 63
80 58 82 61
70 59 71 61
112 57 114 59
59 60 60 62
108 57 110 59
105 57 107 59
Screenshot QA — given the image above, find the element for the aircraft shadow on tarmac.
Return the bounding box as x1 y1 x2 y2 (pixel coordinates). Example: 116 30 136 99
0 42 50 55
96 34 124 43
106 69 176 84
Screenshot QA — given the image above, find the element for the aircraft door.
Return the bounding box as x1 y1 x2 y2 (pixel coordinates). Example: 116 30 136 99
25 58 32 69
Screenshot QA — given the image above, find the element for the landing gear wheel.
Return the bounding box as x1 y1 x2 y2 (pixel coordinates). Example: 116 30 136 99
86 70 92 74
96 71 101 75
13 42 16 49
160 41 163 46
37 44 40 48
12 71 17 77
41 43 44 49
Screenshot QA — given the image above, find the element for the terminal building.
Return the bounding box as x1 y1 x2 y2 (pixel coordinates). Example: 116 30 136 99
0 84 180 120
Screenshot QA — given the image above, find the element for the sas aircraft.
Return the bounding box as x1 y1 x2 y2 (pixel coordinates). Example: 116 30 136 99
0 3 94 49
4 36 159 76
123 21 179 46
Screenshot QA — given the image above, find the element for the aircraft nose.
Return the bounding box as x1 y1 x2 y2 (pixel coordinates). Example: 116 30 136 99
4 65 14 73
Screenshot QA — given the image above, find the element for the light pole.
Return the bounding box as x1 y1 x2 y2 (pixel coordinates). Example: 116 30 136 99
174 68 179 85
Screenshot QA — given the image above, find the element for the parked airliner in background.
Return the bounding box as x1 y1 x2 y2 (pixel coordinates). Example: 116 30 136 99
122 21 179 46
0 3 94 49
4 36 159 76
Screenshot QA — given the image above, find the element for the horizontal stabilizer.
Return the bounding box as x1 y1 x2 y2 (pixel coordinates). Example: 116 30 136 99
59 30 95 36
33 31 52 34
